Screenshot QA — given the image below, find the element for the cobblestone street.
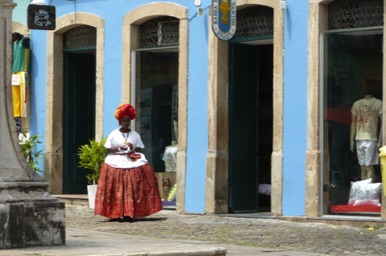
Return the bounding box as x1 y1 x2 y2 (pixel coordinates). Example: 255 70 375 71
66 205 386 256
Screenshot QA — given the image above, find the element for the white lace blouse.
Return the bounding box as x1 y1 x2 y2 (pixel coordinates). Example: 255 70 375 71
104 128 148 168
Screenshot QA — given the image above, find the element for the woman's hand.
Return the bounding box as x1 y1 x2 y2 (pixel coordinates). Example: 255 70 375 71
107 143 134 154
119 143 134 152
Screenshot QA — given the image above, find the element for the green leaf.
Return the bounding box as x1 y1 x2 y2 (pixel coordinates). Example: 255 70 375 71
19 132 43 173
78 137 107 184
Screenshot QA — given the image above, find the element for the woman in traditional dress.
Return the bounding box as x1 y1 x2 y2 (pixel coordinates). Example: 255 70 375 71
94 103 162 222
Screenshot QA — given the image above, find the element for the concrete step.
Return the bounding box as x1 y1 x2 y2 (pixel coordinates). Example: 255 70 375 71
53 194 89 207
53 194 177 210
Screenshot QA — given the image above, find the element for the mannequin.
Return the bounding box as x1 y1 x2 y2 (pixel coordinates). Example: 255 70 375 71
162 140 178 172
350 94 382 180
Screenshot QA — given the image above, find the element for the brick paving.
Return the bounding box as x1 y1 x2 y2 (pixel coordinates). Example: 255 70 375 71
66 204 386 256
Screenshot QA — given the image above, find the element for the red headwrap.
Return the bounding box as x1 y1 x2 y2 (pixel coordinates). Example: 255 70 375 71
114 103 137 121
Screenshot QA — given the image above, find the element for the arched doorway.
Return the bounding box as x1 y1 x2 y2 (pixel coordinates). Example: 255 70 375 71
62 25 96 193
228 6 274 213
44 13 104 195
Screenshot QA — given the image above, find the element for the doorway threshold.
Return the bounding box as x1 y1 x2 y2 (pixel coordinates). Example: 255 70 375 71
217 212 276 219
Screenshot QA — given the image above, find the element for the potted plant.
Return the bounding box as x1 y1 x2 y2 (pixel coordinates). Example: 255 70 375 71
78 137 107 208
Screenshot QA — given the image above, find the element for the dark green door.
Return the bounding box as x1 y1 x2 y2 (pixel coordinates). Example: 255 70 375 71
229 43 273 212
63 52 96 194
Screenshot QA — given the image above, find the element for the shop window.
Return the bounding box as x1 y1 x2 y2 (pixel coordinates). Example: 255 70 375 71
134 49 178 173
323 0 383 215
130 16 180 204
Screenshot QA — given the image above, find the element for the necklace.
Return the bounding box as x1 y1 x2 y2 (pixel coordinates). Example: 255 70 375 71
121 132 129 145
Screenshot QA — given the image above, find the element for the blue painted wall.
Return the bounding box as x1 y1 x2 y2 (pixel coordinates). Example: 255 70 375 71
282 0 308 216
29 30 47 173
22 0 211 213
13 0 312 216
185 4 210 213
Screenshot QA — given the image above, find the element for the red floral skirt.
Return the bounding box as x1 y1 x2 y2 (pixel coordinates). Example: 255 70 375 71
94 162 162 219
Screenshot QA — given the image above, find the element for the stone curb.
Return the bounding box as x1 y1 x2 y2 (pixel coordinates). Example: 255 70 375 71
100 248 227 256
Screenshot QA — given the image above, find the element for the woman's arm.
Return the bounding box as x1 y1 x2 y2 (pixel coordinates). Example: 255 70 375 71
107 143 134 154
106 147 121 154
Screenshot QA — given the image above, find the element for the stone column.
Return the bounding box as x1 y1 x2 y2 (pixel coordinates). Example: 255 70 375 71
0 0 65 248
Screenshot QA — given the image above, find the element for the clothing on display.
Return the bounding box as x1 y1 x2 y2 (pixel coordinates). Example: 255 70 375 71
350 95 382 141
12 33 30 119
162 141 177 172
350 95 382 180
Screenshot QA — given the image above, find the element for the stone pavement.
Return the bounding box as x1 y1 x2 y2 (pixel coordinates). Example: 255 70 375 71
2 204 386 256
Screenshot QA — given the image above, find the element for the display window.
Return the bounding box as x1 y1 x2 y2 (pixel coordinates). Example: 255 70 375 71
132 17 179 174
322 0 383 215
133 51 178 173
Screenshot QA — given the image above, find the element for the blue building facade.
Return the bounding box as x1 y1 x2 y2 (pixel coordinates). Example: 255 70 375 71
10 0 386 218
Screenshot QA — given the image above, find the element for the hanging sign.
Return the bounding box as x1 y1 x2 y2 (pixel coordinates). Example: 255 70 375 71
27 4 56 30
212 0 236 41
